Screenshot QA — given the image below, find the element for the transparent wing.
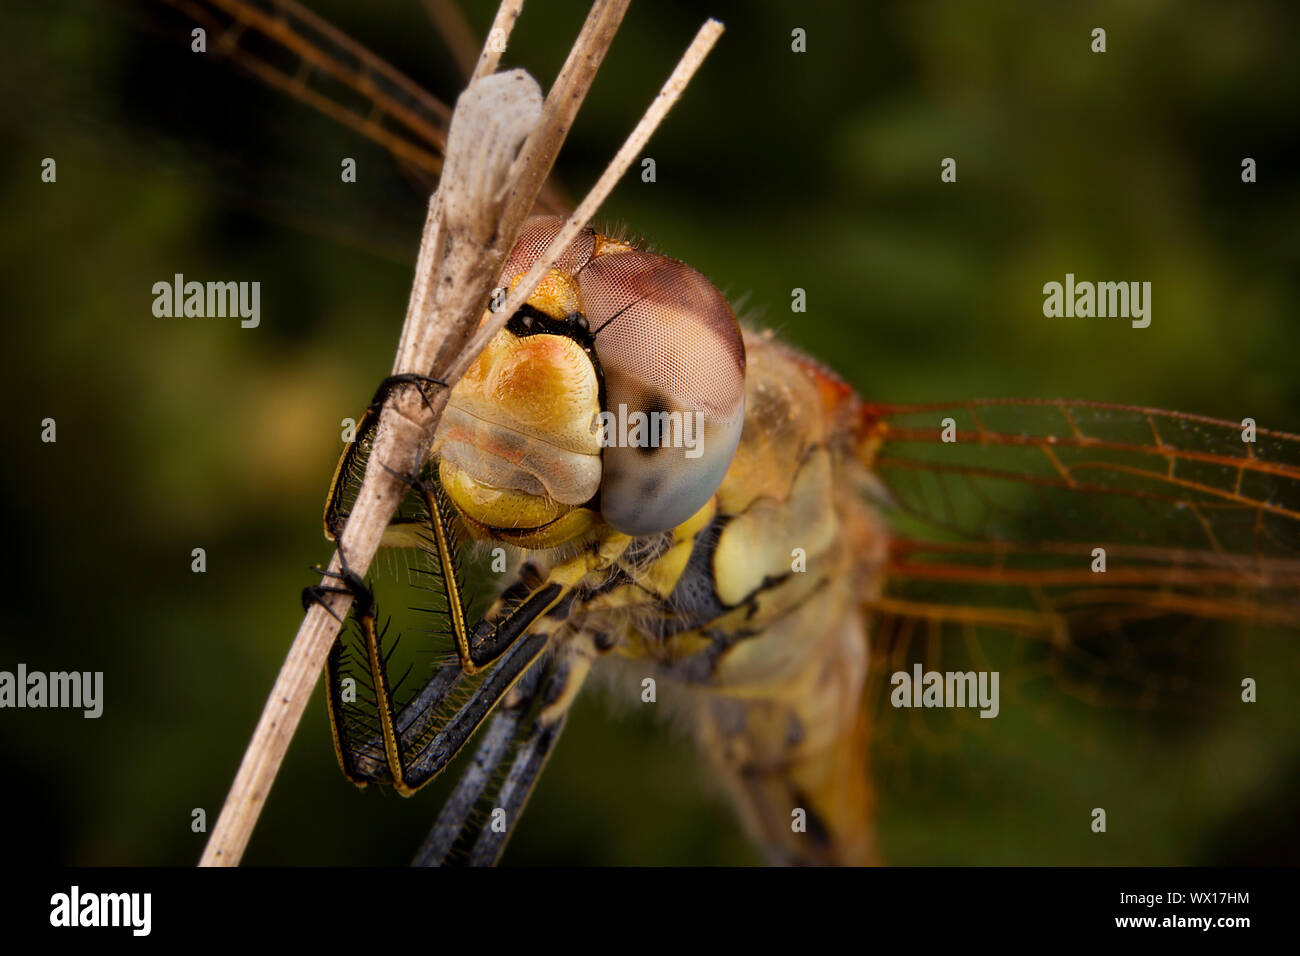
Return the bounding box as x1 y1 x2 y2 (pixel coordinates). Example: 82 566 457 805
854 400 1300 860
860 399 1300 632
158 0 569 213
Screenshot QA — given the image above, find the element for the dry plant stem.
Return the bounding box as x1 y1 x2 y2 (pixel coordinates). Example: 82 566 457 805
472 0 526 80
198 67 546 868
387 0 631 393
199 0 719 867
504 0 629 234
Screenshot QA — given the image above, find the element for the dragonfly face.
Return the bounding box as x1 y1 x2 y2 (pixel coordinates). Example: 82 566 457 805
433 216 748 546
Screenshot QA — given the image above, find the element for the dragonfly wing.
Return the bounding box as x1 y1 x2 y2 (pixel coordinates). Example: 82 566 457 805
861 399 1300 638
854 399 1300 857
160 0 569 214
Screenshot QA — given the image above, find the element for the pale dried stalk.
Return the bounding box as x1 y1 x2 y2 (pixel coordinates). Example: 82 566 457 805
471 0 525 80
199 0 721 866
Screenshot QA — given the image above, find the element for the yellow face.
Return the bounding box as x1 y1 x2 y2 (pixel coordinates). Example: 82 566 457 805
431 216 748 548
435 310 603 547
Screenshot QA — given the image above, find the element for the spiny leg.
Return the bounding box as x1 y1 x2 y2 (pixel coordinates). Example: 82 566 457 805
303 552 415 791
300 543 370 622
465 657 588 866
392 630 551 790
303 552 374 784
317 423 627 803
466 717 565 866
413 646 594 867
381 461 575 674
316 474 578 796
413 656 549 865
324 372 446 540
326 629 384 787
328 517 606 796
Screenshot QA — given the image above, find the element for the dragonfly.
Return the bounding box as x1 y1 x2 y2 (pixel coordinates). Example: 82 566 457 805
159 0 1300 865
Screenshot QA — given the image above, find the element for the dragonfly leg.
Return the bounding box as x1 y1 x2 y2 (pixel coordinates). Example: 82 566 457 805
303 552 419 791
319 496 577 797
300 545 373 621
413 642 595 866
412 654 549 866
330 529 611 803
323 372 448 539
378 461 578 674
324 452 625 804
388 630 552 793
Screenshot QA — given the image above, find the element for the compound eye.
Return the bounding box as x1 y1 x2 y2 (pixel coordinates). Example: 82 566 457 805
501 215 596 282
578 251 746 535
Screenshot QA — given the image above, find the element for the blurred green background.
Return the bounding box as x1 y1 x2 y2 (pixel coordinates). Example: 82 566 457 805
2 0 1298 865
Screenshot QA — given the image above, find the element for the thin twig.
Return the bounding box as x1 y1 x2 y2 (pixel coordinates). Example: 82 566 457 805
471 0 525 80
198 0 720 867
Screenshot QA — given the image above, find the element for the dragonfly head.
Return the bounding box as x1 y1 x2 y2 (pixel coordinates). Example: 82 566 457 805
433 216 746 546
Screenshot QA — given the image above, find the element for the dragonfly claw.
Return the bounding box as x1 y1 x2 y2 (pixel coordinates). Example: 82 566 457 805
302 546 375 618
368 372 447 418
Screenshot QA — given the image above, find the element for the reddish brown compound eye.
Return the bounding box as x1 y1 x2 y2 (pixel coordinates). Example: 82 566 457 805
501 215 596 283
577 250 746 535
